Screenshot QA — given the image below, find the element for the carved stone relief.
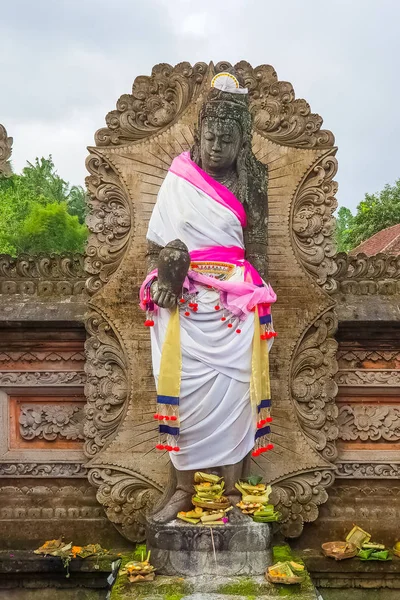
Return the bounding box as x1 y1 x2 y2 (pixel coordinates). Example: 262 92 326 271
0 254 86 296
336 370 400 386
0 328 86 476
0 124 12 175
334 252 400 299
338 405 400 442
84 61 339 540
19 404 84 441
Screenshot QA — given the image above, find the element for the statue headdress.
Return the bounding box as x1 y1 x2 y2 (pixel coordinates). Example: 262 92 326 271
191 70 267 207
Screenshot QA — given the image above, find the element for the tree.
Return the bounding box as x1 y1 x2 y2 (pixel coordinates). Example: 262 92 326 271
0 156 88 255
335 206 355 253
15 203 87 254
335 179 400 252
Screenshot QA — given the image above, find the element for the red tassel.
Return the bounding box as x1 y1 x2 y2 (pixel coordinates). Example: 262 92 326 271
153 413 159 420
165 445 173 452
266 416 273 423
267 443 274 450
170 415 177 421
221 316 227 322
236 329 241 334
228 323 233 328
173 446 180 452
184 311 190 317
156 444 164 450
144 319 154 327
214 305 221 310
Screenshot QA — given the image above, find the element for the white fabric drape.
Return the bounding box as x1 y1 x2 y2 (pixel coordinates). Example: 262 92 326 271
147 172 256 470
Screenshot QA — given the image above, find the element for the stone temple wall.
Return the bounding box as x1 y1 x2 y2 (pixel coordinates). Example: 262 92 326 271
0 251 128 549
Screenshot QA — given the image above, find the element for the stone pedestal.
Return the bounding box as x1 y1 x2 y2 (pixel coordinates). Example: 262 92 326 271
146 519 272 576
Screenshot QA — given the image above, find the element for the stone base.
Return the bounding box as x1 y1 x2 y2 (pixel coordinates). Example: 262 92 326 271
146 519 273 576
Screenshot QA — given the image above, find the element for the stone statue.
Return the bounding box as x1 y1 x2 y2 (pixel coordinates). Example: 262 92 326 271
141 70 276 523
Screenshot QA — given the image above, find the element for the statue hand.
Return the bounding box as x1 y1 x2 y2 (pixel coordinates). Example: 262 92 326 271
150 280 178 309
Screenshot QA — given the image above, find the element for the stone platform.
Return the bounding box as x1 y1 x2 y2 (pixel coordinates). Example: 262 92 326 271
146 519 273 576
109 574 319 600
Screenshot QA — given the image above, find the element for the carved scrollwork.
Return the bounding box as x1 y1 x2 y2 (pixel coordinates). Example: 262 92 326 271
0 124 13 175
0 462 87 477
84 313 128 457
0 371 86 386
291 153 338 291
291 310 339 462
338 405 400 442
19 404 84 441
88 467 162 541
334 252 400 294
85 154 132 294
270 470 335 537
229 61 335 148
0 253 86 296
335 369 400 386
336 462 400 479
95 62 208 146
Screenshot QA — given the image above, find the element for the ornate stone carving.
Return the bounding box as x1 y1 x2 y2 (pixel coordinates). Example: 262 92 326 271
232 61 335 148
337 349 400 367
291 153 338 292
335 369 400 386
0 462 87 477
0 352 85 363
291 310 339 462
0 124 12 175
84 313 128 456
84 61 340 540
270 470 335 537
334 252 400 294
338 405 400 442
0 371 86 386
96 62 208 146
19 404 84 441
0 253 85 296
88 467 162 541
85 154 132 294
336 462 400 479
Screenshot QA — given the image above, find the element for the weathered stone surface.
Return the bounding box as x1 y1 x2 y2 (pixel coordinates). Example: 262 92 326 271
147 520 272 576
84 60 339 542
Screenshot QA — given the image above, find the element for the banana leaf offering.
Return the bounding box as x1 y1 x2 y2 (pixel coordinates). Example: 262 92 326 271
266 560 305 584
358 548 391 561
119 551 156 582
177 505 231 525
177 473 231 524
192 472 230 510
235 477 281 522
345 525 371 549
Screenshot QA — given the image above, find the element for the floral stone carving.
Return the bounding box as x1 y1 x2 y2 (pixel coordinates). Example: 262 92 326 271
338 405 400 442
19 404 84 441
84 61 339 541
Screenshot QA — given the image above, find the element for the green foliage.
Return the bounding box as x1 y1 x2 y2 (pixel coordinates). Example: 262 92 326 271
0 156 88 255
16 203 87 254
335 206 355 253
335 179 400 253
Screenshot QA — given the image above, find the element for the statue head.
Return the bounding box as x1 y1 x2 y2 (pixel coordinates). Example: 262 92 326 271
191 70 267 205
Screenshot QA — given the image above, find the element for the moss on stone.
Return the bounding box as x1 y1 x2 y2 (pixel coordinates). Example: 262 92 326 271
217 577 264 596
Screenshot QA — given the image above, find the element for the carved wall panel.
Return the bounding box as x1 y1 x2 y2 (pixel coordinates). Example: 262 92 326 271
0 325 87 475
84 61 339 539
335 324 400 478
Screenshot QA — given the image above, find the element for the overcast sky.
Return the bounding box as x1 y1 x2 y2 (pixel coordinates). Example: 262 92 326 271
1 0 399 212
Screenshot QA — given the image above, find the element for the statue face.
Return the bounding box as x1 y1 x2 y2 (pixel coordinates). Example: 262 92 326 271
200 118 242 175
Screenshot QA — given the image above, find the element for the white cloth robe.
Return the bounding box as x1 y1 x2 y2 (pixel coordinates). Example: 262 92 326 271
147 170 256 470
